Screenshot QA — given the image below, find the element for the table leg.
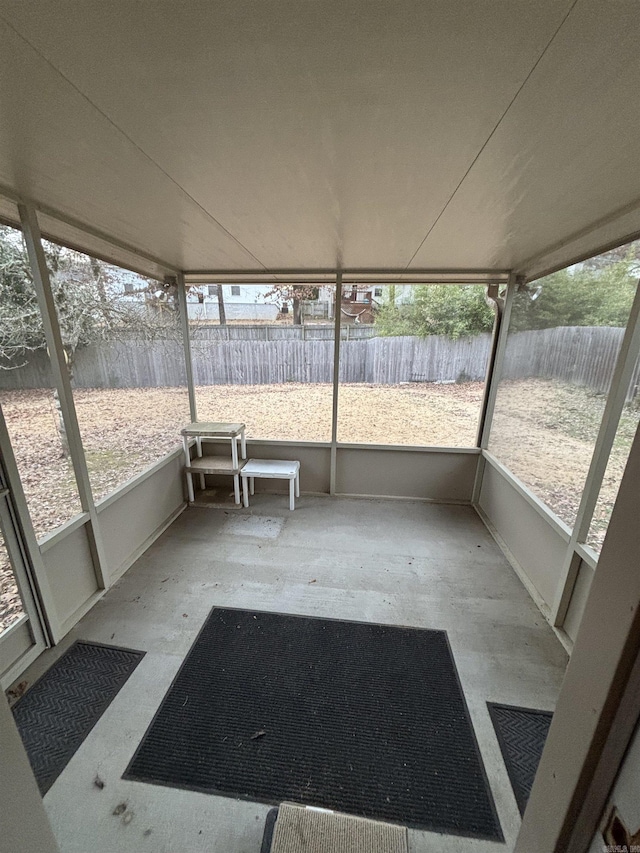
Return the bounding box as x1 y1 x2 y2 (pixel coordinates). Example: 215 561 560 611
250 476 255 496
233 474 240 505
183 437 195 503
295 470 300 498
289 477 295 511
242 476 249 508
196 437 205 489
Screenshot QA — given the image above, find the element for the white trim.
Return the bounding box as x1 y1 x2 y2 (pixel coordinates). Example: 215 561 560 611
337 443 480 454
20 203 109 590
177 271 197 422
0 613 28 641
574 541 598 570
38 513 91 553
330 273 342 495
95 446 184 511
481 451 572 541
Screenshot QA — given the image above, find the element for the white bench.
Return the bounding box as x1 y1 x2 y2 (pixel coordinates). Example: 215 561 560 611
240 458 300 510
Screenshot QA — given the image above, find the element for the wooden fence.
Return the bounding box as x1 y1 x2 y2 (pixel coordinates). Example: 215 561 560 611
1 326 637 399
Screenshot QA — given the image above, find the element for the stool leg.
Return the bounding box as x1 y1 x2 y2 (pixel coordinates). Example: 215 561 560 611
289 477 295 511
233 474 240 505
231 436 238 469
295 470 300 498
197 437 205 489
242 477 249 508
240 430 247 459
186 471 194 503
250 476 255 496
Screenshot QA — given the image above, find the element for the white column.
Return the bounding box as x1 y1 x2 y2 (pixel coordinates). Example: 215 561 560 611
329 271 342 495
176 272 197 422
472 272 517 503
19 203 109 590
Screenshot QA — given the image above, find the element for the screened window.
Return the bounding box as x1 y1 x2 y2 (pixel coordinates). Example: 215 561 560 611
489 242 639 530
188 283 334 441
337 284 495 446
40 242 190 503
0 225 82 539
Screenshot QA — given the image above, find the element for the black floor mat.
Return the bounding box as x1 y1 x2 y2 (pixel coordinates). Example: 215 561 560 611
125 608 502 841
488 702 553 816
12 641 144 794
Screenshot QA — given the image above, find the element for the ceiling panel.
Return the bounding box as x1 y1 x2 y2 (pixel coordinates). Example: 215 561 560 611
0 18 264 271
0 0 576 271
408 0 640 272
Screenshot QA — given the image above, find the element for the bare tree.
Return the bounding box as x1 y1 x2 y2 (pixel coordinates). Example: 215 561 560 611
263 283 318 325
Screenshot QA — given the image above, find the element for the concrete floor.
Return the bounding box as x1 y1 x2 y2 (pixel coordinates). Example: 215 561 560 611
22 495 568 853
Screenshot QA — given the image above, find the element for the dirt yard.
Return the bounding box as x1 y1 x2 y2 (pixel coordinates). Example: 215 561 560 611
0 379 636 630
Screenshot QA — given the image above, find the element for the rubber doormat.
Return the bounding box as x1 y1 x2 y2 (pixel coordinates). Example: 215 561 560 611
12 641 144 794
125 608 503 841
488 702 553 815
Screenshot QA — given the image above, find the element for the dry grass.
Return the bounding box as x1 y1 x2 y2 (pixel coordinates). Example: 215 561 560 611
1 379 635 630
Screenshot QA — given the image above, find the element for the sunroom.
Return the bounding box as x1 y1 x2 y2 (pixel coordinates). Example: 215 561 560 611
1 2 640 852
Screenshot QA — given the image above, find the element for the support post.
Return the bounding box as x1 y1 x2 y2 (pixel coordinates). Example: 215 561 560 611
19 203 109 590
552 279 640 626
472 272 518 503
330 271 343 495
176 272 197 422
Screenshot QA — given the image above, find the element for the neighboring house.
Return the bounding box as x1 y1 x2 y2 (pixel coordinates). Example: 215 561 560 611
187 284 278 322
340 284 413 324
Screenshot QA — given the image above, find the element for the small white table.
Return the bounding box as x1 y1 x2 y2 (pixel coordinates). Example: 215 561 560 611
181 422 247 504
240 459 301 511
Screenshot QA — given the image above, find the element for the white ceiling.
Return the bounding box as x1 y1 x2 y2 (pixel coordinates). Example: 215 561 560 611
0 0 638 278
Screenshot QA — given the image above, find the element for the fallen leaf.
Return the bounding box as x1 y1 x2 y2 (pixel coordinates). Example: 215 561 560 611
251 730 267 740
112 803 127 816
122 811 134 825
6 680 28 703
94 774 105 790
308 579 317 584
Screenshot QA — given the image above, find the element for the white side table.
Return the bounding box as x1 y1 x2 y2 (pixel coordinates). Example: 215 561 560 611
180 422 247 504
240 459 301 511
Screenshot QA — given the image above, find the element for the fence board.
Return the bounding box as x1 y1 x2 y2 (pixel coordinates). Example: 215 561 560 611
1 326 638 401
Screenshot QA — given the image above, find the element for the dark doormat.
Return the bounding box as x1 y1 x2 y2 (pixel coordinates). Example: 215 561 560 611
124 608 503 841
487 702 553 816
12 641 144 794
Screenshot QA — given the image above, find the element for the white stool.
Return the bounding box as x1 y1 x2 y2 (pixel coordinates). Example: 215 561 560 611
240 459 301 511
